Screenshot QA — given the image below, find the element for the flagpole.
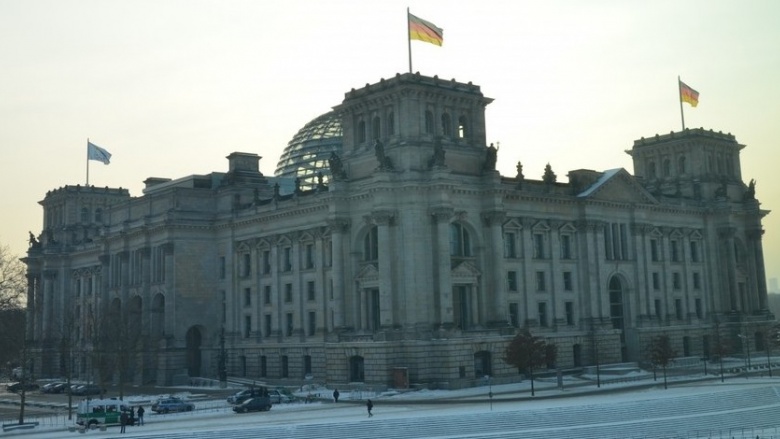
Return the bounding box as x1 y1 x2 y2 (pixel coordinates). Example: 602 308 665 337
407 7 413 73
678 76 686 131
86 138 90 186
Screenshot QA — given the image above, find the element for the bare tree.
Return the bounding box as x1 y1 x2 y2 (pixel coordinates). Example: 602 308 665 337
503 329 557 396
0 242 30 425
647 334 677 389
91 307 142 399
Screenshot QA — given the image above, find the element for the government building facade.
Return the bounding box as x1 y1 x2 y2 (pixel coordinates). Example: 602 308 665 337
24 73 772 389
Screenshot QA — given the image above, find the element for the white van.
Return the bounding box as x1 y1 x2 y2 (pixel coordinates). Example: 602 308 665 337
76 398 128 427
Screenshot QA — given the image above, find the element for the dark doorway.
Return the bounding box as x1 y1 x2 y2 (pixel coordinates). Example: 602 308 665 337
185 327 202 377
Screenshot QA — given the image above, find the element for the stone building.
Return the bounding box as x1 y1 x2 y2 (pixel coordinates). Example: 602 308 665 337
24 73 772 389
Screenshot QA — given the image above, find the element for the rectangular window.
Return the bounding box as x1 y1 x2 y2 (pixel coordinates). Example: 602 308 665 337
152 246 166 283
285 283 293 303
692 272 701 290
563 271 573 291
533 234 545 259
281 356 289 378
671 240 680 262
305 244 315 269
690 241 700 262
650 239 659 262
307 281 316 301
218 256 226 280
695 298 703 319
264 285 271 305
264 314 272 336
652 272 660 290
535 271 546 291
504 232 517 258
507 271 518 292
560 234 572 259
244 315 251 338
308 311 316 336
537 302 548 327
286 313 294 336
262 250 271 274
244 287 251 307
260 355 267 377
675 298 683 320
654 299 662 320
672 272 681 290
326 240 333 267
242 253 251 277
509 303 519 327
284 247 292 272
565 301 574 326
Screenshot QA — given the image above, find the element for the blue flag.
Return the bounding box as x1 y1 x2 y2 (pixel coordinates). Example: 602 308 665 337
87 141 111 164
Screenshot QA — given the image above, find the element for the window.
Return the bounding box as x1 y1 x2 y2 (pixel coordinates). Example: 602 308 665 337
695 298 703 319
242 253 251 277
264 314 272 336
565 301 574 326
304 355 312 376
663 158 671 177
537 302 548 327
457 116 468 139
262 250 271 274
654 299 662 320
648 161 657 179
509 303 519 327
285 283 292 303
560 234 572 259
372 116 381 140
283 247 292 272
692 272 701 290
264 285 271 305
673 272 681 290
652 272 660 290
535 271 546 291
281 356 289 378
325 240 333 267
678 156 687 174
450 223 471 257
507 271 518 292
670 240 680 262
94 208 103 223
244 315 251 338
364 226 378 261
425 110 434 134
305 244 315 269
441 113 452 137
244 288 251 307
308 311 316 336
307 281 316 301
690 241 700 262
650 239 659 262
563 271 573 291
286 313 294 336
604 223 628 260
386 111 395 136
218 256 226 280
675 298 683 320
260 355 267 377
358 119 366 143
80 207 89 223
504 232 517 258
533 233 545 259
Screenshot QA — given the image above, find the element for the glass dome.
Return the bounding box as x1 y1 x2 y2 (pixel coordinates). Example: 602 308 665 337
274 110 343 191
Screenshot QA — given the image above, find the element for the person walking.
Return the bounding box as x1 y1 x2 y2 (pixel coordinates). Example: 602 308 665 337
333 388 340 403
366 399 373 417
119 410 128 433
136 405 145 426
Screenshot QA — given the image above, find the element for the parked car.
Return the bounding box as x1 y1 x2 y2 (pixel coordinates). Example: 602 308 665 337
232 397 272 413
6 381 39 393
268 389 294 404
41 382 68 394
227 389 254 405
151 397 195 413
71 384 101 396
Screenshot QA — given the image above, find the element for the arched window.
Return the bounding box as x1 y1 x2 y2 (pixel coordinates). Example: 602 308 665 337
662 159 671 177
372 116 381 140
364 226 378 261
678 156 687 175
357 119 367 143
425 110 434 134
450 223 471 257
81 207 89 223
386 111 394 136
349 356 365 382
94 208 103 223
441 113 452 137
458 116 468 139
648 161 656 179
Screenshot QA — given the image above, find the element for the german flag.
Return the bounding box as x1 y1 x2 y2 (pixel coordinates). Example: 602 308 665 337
409 13 443 46
679 80 699 107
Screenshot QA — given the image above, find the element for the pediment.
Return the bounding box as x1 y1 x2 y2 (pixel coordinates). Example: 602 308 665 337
451 261 481 280
577 168 658 204
503 218 523 230
355 264 379 283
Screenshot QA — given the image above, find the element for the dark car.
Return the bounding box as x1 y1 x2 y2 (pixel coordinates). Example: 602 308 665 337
227 389 254 405
6 382 39 393
232 397 272 413
151 397 195 413
72 384 102 396
41 382 68 394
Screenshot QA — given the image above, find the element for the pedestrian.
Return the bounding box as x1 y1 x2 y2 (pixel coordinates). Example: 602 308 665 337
119 410 127 433
333 388 340 403
137 405 145 426
366 399 373 417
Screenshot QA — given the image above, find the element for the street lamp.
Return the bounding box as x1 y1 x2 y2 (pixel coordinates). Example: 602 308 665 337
483 375 493 411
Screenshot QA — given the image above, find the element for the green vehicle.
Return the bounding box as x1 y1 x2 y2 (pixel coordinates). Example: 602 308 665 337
76 399 128 427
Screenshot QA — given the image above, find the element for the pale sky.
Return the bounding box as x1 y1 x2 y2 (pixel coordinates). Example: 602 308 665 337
2 0 779 284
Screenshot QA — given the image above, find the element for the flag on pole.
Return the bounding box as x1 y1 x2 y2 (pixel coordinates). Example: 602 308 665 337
87 141 112 164
409 13 443 46
679 80 699 107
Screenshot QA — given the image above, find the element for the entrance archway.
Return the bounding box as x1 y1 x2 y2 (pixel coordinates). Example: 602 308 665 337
185 327 202 377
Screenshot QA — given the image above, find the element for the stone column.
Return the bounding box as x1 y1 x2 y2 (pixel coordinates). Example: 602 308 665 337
372 210 395 328
42 270 57 340
482 210 506 326
327 219 350 329
431 208 453 327
747 228 768 311
718 227 738 311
